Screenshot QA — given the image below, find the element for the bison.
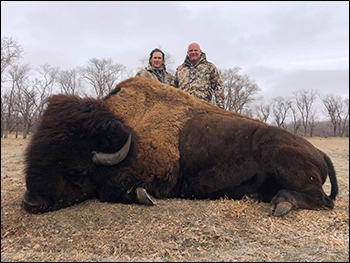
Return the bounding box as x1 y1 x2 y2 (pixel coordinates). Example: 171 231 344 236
22 77 338 216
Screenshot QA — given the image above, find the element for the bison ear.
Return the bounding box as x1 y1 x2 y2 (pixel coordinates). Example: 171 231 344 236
92 134 132 165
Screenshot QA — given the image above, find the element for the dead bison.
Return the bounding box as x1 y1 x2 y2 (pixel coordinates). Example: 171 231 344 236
22 77 338 216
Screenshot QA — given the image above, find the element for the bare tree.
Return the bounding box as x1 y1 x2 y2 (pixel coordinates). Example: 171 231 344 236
1 35 24 85
255 100 271 122
341 98 349 137
8 64 32 136
31 64 59 122
6 63 52 138
289 101 302 134
6 64 59 138
322 94 349 137
221 67 261 113
1 84 16 138
78 58 127 98
1 35 24 137
308 114 318 137
17 89 39 139
56 68 85 96
293 89 318 136
271 96 291 128
34 64 59 93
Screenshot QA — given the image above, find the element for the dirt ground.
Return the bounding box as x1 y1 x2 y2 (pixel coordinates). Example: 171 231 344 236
1 134 349 262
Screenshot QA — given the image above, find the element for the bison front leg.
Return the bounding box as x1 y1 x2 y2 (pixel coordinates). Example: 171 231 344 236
269 190 297 216
95 169 154 206
270 188 334 216
97 185 154 206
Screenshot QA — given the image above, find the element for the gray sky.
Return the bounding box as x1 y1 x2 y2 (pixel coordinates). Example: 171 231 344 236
1 1 349 103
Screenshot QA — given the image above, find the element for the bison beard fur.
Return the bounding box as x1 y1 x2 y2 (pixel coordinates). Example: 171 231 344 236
22 94 147 213
22 77 339 217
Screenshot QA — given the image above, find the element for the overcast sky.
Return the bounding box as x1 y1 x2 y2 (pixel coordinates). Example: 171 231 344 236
1 1 349 104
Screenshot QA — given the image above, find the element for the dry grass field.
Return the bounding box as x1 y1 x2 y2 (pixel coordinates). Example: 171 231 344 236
1 134 349 262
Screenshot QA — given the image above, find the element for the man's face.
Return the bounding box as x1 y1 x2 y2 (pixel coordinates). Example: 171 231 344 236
150 52 163 69
187 44 202 64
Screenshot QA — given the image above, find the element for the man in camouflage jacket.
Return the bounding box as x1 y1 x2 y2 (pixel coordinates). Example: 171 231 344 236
173 43 225 109
136 48 175 87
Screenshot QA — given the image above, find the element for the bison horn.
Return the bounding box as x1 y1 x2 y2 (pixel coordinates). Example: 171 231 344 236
135 187 154 206
92 134 132 165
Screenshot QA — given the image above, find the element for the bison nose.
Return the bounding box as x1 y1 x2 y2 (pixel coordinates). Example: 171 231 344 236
22 190 49 213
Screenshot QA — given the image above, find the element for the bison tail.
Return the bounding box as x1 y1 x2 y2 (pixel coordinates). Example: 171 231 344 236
322 151 338 200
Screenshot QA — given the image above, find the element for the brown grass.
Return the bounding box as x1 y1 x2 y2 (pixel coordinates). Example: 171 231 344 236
1 134 349 262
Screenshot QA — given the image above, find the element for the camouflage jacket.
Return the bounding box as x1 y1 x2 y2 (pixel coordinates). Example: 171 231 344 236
135 64 175 86
173 53 225 109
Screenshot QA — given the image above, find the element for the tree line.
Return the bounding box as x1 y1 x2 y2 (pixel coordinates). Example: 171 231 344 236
1 35 349 139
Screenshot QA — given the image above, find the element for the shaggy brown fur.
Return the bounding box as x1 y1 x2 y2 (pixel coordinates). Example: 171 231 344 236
103 77 338 216
103 77 257 192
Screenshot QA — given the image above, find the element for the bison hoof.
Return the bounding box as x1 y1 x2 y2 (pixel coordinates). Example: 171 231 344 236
270 201 294 217
136 188 154 206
